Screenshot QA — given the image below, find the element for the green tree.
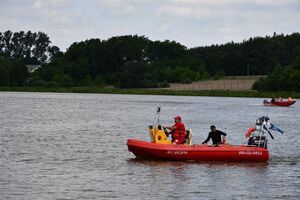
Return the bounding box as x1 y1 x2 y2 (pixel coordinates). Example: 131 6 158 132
0 30 61 64
24 32 300 89
253 55 300 91
118 61 154 88
0 56 28 86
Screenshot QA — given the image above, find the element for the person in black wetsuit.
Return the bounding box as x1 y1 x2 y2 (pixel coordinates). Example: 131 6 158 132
202 125 227 145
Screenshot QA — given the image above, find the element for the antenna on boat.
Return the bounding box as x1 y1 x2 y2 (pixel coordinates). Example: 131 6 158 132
152 106 161 128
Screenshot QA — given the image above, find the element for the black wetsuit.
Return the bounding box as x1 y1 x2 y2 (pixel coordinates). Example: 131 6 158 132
202 130 227 144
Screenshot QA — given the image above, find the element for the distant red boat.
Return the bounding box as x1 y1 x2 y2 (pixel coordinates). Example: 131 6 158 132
263 99 296 107
127 139 269 162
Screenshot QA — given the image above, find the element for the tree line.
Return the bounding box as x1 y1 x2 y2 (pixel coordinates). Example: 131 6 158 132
0 30 300 91
253 55 300 92
0 30 60 86
0 30 60 64
189 33 300 76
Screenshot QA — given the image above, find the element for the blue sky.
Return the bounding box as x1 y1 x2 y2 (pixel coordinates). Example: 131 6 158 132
1 0 299 51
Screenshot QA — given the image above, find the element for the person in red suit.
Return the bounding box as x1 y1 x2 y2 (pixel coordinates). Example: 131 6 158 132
164 116 186 144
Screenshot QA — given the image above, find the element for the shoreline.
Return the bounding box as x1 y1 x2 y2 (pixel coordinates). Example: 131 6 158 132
0 87 299 98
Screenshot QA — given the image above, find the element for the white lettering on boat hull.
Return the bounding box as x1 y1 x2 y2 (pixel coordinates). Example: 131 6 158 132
238 151 263 156
167 151 188 155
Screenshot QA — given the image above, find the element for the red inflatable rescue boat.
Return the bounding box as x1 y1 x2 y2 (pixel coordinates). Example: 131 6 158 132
263 98 296 107
127 139 269 162
127 108 284 163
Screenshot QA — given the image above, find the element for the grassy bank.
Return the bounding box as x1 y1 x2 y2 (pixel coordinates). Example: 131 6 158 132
0 86 299 98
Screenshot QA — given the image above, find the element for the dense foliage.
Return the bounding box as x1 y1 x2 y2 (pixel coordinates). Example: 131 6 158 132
1 30 300 90
33 33 300 88
0 30 60 87
0 30 61 64
33 35 208 88
253 55 300 92
0 56 28 86
188 33 300 76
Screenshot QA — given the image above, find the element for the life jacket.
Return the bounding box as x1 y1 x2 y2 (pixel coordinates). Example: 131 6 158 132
172 122 186 139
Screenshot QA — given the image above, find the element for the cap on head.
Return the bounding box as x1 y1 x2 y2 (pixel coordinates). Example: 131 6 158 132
174 116 182 121
210 125 216 130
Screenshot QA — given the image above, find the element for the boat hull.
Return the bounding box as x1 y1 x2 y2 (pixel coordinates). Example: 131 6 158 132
127 139 269 162
263 100 296 107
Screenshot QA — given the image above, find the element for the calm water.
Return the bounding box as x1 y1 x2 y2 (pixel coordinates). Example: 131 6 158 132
0 92 299 200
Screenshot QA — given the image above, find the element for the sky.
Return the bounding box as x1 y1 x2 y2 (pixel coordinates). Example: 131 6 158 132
1 0 299 51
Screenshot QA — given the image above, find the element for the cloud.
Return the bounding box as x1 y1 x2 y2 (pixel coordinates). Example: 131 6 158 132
252 0 300 6
158 0 300 19
154 0 300 47
157 1 239 21
33 0 71 9
0 0 299 50
168 0 300 6
157 5 213 19
156 0 300 30
94 0 151 16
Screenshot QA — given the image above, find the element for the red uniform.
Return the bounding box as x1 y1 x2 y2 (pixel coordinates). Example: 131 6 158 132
172 122 186 144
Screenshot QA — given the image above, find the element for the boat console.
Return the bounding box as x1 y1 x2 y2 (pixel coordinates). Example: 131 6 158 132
148 107 192 145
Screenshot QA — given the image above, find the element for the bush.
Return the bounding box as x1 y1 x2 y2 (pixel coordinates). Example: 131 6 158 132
181 77 192 84
0 56 28 86
93 76 105 87
213 70 225 80
60 75 74 87
25 77 47 87
159 80 170 88
46 81 59 87
253 55 300 92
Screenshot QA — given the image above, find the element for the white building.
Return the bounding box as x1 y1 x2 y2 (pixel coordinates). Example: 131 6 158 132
26 65 41 73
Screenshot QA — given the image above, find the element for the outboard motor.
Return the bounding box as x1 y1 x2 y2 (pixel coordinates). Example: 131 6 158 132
248 116 270 148
247 116 283 149
247 135 267 148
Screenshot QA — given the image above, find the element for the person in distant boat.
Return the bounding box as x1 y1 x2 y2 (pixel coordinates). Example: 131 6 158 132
163 116 186 144
271 97 275 103
202 125 227 145
288 97 293 101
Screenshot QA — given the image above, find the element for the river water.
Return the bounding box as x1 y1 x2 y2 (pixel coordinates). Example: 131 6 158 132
0 92 299 200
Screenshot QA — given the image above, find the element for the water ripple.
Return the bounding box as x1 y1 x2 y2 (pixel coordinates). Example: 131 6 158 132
0 92 299 199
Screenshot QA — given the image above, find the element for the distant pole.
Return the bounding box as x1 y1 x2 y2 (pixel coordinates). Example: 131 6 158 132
247 64 250 76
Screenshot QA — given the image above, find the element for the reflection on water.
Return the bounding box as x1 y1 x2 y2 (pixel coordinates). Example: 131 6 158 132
127 157 270 168
0 92 299 199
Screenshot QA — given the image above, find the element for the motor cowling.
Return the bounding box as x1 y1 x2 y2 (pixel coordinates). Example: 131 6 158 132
247 135 268 149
